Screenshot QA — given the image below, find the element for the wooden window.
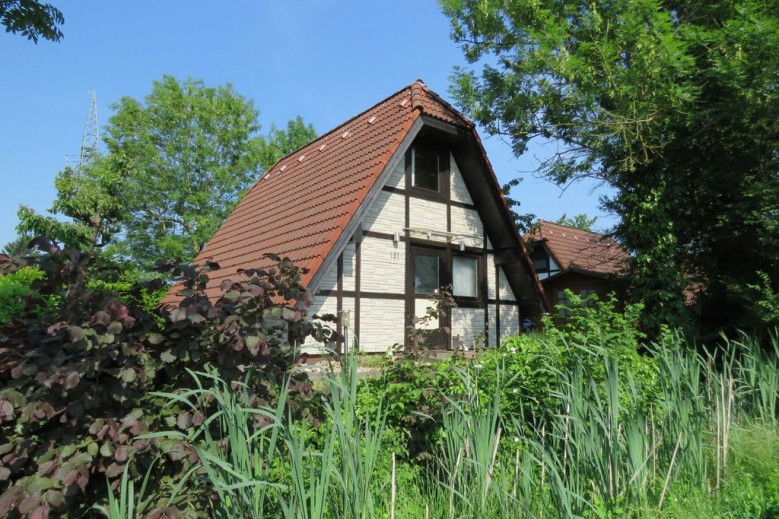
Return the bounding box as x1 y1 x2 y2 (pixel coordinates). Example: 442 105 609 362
414 250 442 295
580 288 598 306
557 290 571 316
453 256 478 298
412 146 440 192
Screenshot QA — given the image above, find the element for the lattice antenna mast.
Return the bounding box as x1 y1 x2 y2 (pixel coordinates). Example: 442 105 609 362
79 91 99 170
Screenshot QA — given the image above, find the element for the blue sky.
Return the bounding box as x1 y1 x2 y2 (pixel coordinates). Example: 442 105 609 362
0 0 615 249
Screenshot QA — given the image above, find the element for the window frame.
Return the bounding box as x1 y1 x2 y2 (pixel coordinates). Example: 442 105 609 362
408 145 450 202
413 248 445 296
452 254 481 300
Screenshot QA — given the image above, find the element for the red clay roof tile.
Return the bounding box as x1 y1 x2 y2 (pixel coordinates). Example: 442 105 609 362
527 220 628 277
163 80 474 305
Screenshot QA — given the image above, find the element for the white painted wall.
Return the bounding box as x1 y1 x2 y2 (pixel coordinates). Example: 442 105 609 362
363 190 405 235
500 305 520 340
450 157 473 205
498 267 517 301
359 298 405 353
408 198 448 242
451 308 485 350
359 236 405 294
450 205 483 248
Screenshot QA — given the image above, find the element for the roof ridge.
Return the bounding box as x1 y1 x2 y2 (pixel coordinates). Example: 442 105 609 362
538 219 609 239
410 80 426 111
417 81 474 128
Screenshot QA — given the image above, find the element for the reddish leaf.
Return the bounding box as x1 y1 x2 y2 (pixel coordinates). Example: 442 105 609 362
37 459 57 476
114 445 128 463
62 469 79 487
46 322 69 335
64 371 80 390
0 486 23 516
170 308 187 323
30 505 48 519
18 494 41 514
93 311 110 325
68 326 85 342
105 462 124 478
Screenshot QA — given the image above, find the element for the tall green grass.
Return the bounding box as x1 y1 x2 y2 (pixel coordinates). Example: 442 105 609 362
119 331 778 518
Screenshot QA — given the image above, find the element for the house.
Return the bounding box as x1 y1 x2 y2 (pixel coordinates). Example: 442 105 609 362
166 81 547 352
525 220 628 312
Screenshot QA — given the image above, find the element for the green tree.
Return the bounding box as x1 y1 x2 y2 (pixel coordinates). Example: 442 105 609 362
101 75 315 267
2 233 34 258
502 177 535 232
19 76 317 270
1 0 63 43
17 160 124 254
440 0 779 336
258 115 317 168
555 213 597 232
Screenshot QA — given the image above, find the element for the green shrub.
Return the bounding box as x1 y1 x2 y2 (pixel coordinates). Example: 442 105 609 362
0 266 45 324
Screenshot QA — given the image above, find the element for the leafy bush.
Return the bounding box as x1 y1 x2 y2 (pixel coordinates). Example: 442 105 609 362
359 292 659 456
0 243 335 517
0 266 45 324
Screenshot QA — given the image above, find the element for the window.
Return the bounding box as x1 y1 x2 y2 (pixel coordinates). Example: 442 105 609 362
411 248 480 301
412 146 440 191
532 252 548 272
580 288 598 307
414 252 440 295
557 290 572 316
453 256 478 297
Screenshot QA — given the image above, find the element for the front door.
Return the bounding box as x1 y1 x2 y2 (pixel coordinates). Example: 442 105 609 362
407 245 449 348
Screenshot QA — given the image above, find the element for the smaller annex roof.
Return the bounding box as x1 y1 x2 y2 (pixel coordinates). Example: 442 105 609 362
526 220 628 277
163 81 474 303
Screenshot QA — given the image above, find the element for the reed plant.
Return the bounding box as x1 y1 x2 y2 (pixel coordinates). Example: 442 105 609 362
132 328 777 518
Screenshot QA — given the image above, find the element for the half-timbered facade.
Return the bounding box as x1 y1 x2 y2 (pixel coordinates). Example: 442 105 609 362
167 81 547 352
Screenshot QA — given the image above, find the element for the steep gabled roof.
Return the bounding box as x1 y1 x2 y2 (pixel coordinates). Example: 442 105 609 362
163 81 474 302
527 220 628 278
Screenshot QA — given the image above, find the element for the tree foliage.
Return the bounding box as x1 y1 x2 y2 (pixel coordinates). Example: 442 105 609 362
258 115 317 169
440 0 779 336
17 160 124 254
18 75 317 270
0 0 63 43
555 213 597 232
1 234 35 258
501 178 535 232
102 76 266 266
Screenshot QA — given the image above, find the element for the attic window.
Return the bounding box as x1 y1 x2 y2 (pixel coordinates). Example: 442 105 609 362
411 146 440 192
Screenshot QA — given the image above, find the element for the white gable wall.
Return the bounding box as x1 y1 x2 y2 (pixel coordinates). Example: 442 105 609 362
305 149 526 354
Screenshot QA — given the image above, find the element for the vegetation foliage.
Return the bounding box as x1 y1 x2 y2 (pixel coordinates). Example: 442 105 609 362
0 0 63 43
439 0 779 338
0 245 777 517
17 75 317 269
555 213 597 232
0 243 335 517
